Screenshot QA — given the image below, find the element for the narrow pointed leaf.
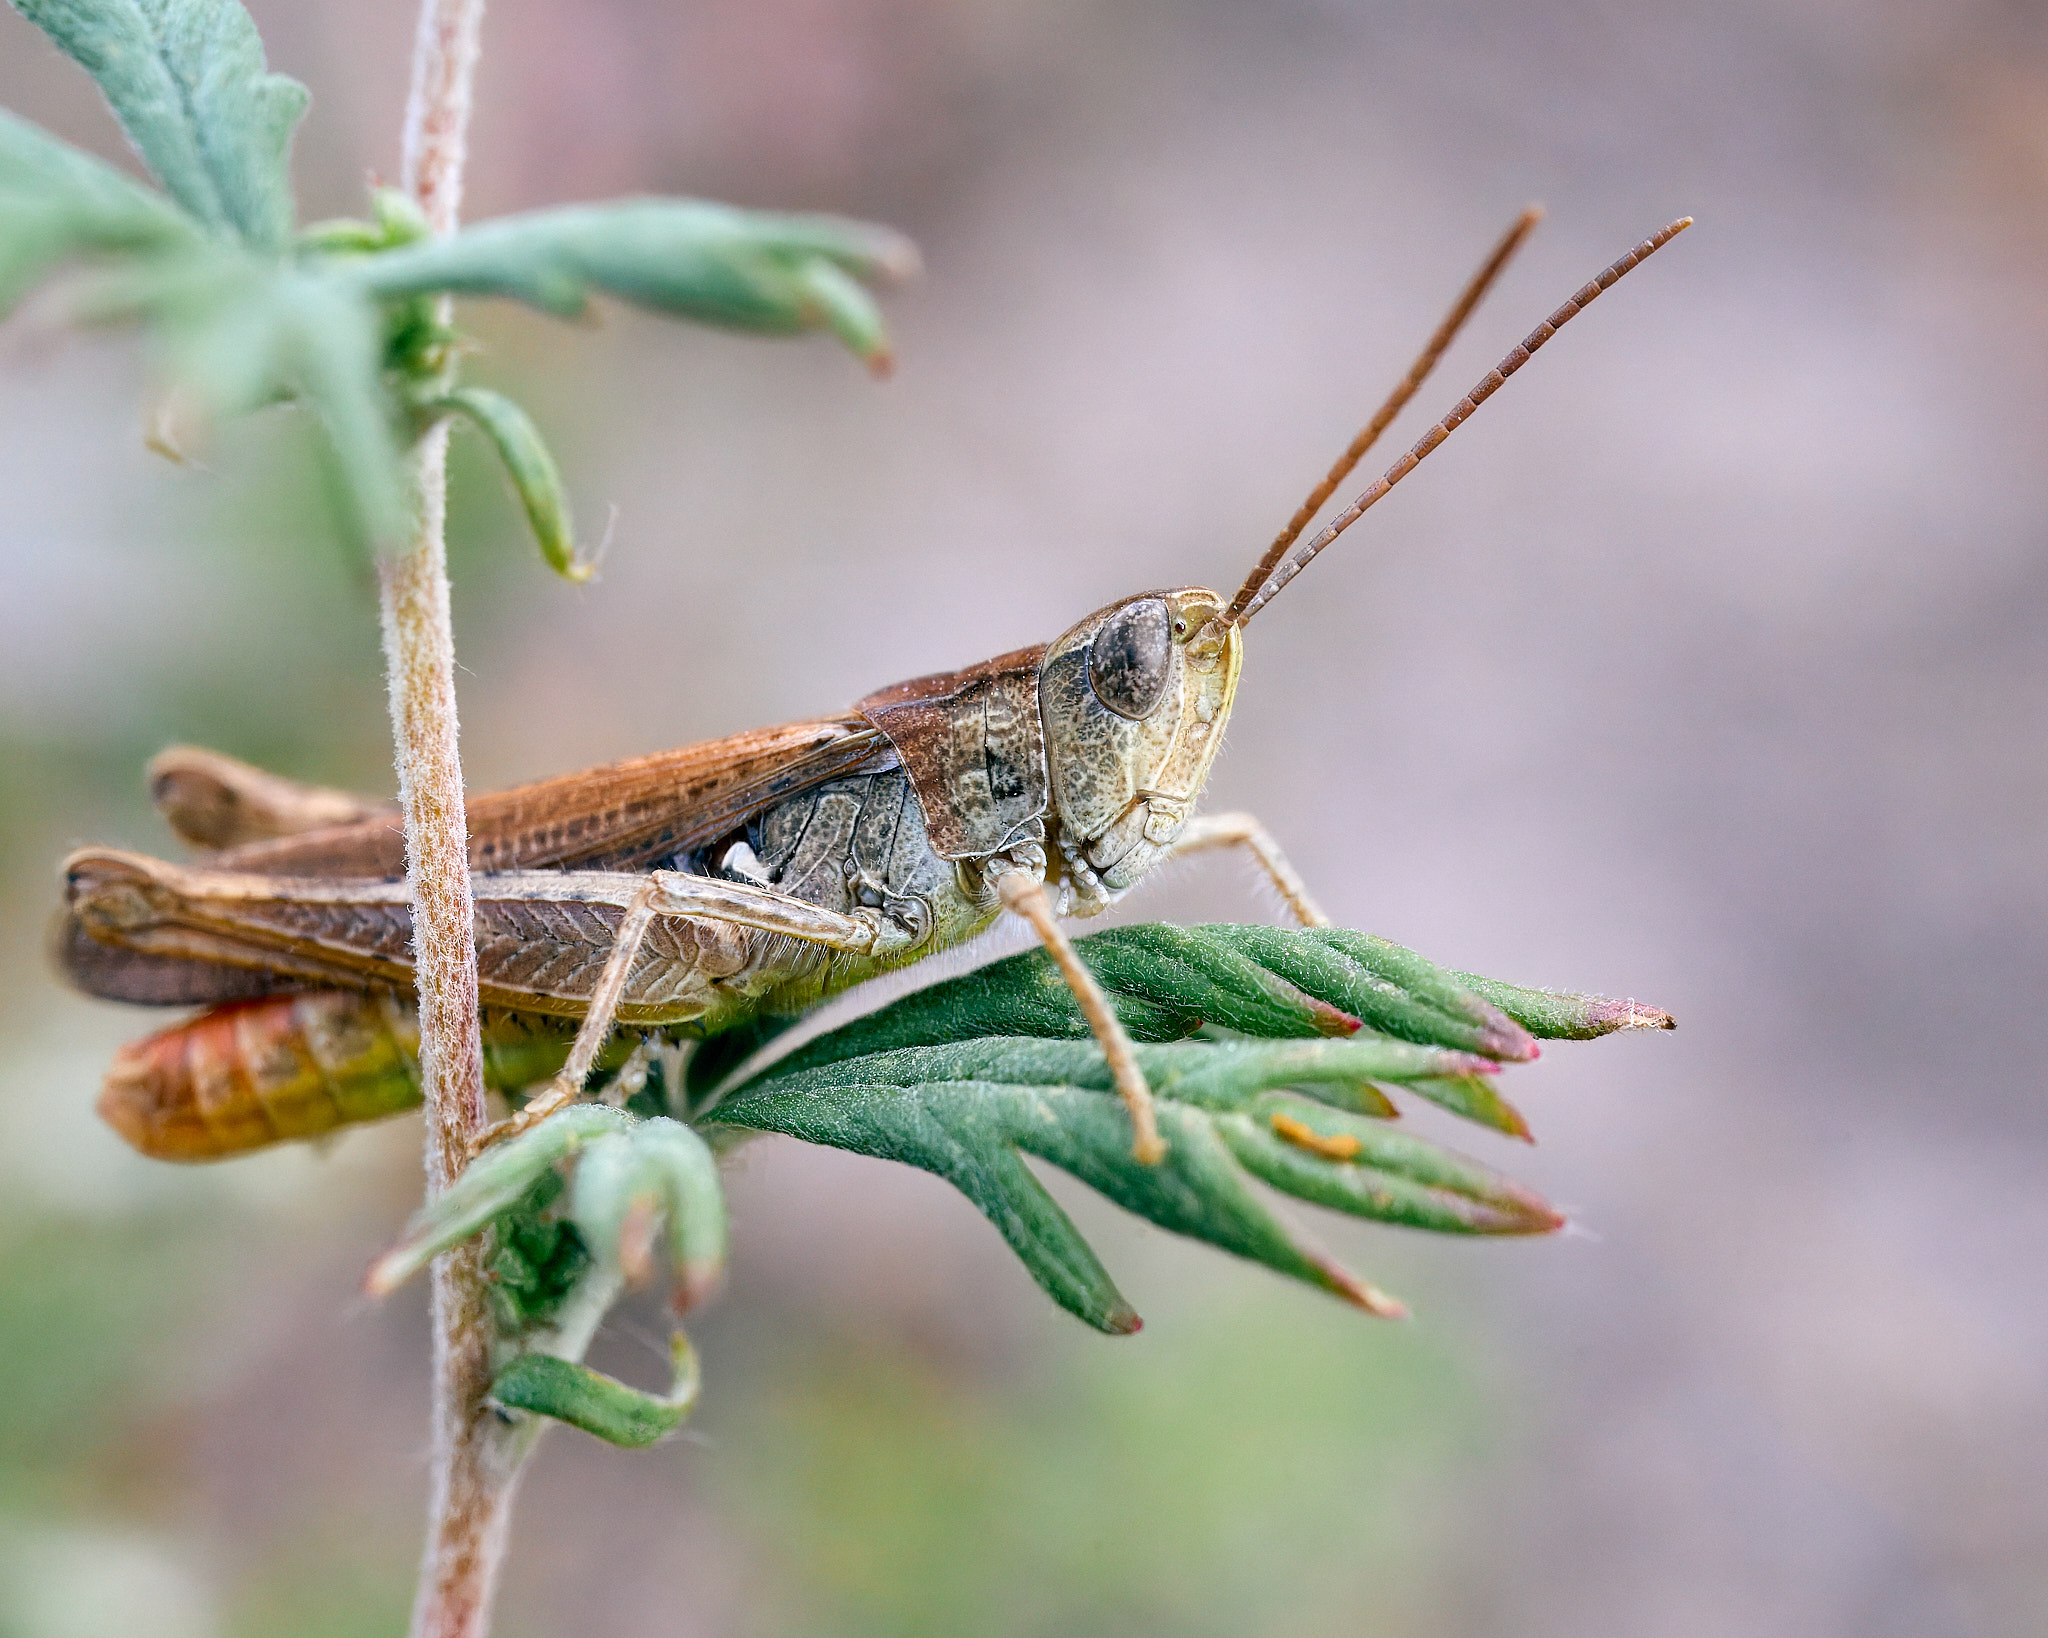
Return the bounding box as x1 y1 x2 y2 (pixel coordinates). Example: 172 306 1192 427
566 1130 642 1270
1073 925 1364 1038
431 386 585 579
1402 1074 1534 1140
1449 972 1677 1038
0 108 201 308
490 1331 700 1449
634 1118 728 1312
1212 923 1534 1059
346 199 916 367
1221 1094 1561 1234
268 270 406 543
13 0 307 247
791 255 892 375
755 1036 1484 1117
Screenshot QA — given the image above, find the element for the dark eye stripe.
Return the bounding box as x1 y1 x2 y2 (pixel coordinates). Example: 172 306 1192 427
1087 599 1172 720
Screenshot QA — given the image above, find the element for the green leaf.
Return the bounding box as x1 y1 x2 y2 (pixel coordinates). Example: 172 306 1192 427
0 107 200 309
715 1033 1556 1332
266 268 407 542
428 386 586 580
705 924 1668 1331
361 925 1665 1345
344 199 918 373
1448 971 1678 1039
491 1331 701 1449
11 0 307 248
760 923 1362 1083
54 243 405 538
1209 924 1537 1060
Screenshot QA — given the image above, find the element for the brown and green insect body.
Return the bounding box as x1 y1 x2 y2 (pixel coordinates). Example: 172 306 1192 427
59 213 1692 1162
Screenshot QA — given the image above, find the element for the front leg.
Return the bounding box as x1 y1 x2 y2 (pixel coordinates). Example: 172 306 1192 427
1168 812 1330 928
990 864 1166 1167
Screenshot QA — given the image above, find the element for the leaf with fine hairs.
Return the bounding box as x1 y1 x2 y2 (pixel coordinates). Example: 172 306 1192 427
343 199 920 374
67 249 407 541
10 0 306 248
0 107 200 309
492 1333 701 1450
705 924 1636 1332
428 387 587 580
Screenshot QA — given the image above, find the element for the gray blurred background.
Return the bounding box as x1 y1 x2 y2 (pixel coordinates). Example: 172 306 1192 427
2 0 2044 1633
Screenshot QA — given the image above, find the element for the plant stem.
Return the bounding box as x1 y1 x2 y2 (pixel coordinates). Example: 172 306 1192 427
382 4 504 1637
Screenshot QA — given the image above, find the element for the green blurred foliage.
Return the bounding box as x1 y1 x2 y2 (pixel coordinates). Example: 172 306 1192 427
718 1285 1485 1638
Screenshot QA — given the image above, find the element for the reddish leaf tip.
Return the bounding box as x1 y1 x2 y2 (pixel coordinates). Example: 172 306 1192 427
1310 999 1365 1037
1589 998 1676 1031
671 1263 725 1316
1309 1250 1408 1319
362 1252 407 1300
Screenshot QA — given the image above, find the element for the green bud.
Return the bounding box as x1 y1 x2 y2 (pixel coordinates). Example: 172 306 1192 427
569 1117 728 1313
364 1104 630 1296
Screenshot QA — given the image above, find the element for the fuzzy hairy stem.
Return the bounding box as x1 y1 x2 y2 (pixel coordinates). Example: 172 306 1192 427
383 4 504 1638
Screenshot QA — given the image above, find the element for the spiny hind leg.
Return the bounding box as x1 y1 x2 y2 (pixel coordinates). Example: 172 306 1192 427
995 869 1165 1166
1168 812 1329 928
474 869 911 1154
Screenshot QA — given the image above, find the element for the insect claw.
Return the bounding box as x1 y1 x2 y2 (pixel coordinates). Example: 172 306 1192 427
470 1074 580 1157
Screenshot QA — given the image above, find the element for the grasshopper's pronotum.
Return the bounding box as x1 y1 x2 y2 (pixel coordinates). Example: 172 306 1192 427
60 210 1690 1165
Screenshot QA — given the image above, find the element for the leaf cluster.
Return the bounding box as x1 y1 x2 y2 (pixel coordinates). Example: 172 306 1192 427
708 924 1672 1332
374 924 1669 1445
3 0 914 561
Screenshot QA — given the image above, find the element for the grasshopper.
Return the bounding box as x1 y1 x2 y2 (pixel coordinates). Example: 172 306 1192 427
59 210 1690 1167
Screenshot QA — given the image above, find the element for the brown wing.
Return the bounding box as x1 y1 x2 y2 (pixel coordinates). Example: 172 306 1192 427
63 717 894 1010
61 851 784 1024
201 716 893 878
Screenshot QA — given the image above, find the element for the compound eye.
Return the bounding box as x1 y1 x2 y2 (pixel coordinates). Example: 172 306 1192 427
1087 598 1172 720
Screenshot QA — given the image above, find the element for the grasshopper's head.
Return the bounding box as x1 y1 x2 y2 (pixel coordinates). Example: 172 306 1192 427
1031 211 1692 904
1039 588 1241 897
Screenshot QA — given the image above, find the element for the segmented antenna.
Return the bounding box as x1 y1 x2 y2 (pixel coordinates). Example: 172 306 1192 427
1233 215 1693 627
1220 206 1544 627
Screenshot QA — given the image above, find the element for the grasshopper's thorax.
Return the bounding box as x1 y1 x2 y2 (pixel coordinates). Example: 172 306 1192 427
1039 587 1241 912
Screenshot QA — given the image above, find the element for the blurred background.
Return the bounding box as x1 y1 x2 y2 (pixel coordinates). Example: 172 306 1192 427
3 0 2045 1633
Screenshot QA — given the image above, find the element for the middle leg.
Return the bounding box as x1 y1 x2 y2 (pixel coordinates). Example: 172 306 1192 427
1168 811 1330 927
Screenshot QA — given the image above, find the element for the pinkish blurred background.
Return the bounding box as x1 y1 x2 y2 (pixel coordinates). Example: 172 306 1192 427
2 1 2045 1633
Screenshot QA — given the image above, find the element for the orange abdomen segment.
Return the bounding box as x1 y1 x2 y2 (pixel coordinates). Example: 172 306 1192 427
98 994 578 1161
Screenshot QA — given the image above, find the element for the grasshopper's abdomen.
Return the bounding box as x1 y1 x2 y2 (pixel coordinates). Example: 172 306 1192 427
98 994 578 1161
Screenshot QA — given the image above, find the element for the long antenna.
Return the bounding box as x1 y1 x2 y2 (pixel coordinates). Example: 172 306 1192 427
1219 206 1544 627
1233 215 1693 627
